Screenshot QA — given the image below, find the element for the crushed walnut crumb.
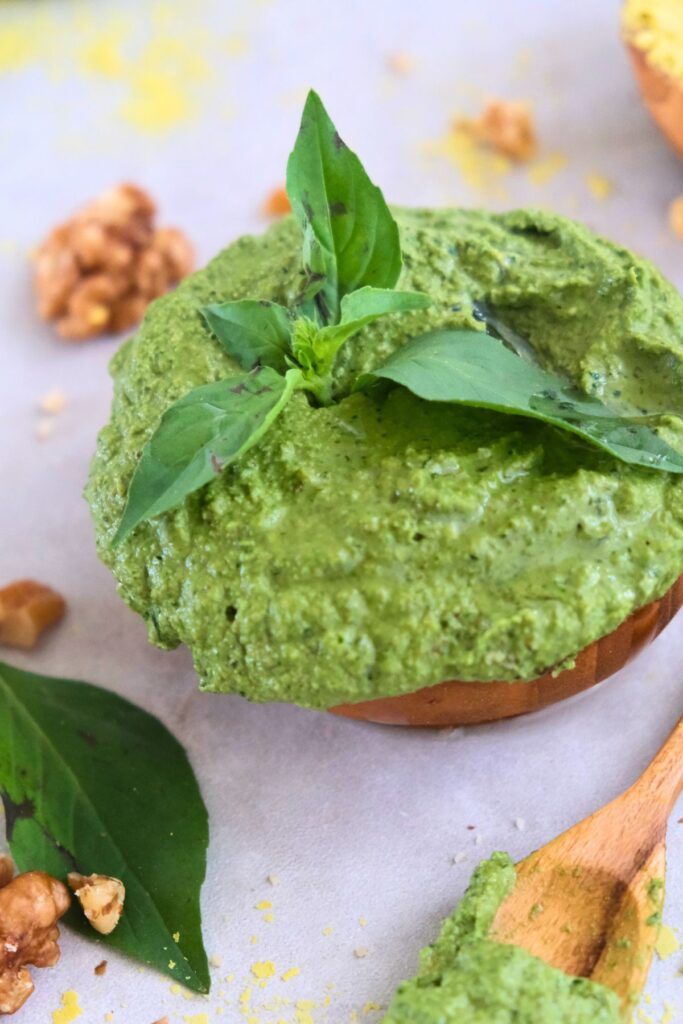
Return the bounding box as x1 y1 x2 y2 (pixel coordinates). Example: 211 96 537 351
456 99 537 162
33 183 194 341
68 873 125 935
0 580 66 649
94 959 107 976
262 186 291 218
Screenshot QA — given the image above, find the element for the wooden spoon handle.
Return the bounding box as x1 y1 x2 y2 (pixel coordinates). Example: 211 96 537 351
628 716 683 815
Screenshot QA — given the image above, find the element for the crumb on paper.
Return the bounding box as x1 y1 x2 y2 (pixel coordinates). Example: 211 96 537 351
474 834 483 845
453 851 467 864
655 924 680 960
33 183 194 341
527 152 568 186
0 579 66 649
35 417 57 440
322 926 333 936
354 947 369 959
669 197 683 239
281 966 300 981
456 98 537 162
262 186 291 219
94 960 107 976
251 960 276 980
267 874 279 886
586 173 613 201
40 389 66 414
514 817 526 831
51 989 83 1024
209 953 222 968
386 52 416 75
255 900 272 911
358 916 367 928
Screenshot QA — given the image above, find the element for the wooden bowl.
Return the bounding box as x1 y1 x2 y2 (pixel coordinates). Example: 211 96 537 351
330 575 683 727
627 43 683 159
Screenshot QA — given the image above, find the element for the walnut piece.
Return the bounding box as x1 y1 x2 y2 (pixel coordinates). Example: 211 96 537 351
67 873 125 935
34 183 194 342
262 186 291 218
457 99 537 162
0 871 70 1014
0 857 14 890
93 959 107 976
0 580 66 650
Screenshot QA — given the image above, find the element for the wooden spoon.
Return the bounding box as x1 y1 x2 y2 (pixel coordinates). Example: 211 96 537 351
491 717 683 1016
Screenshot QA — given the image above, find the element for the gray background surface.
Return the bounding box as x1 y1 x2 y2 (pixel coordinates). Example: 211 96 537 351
1 0 683 1021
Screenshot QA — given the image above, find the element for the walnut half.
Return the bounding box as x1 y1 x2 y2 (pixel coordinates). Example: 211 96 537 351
0 870 70 1014
33 183 194 341
68 873 125 935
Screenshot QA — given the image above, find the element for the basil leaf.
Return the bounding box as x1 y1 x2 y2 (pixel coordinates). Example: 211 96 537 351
313 286 432 367
114 367 302 542
202 300 292 372
286 90 401 324
364 329 683 474
0 661 209 992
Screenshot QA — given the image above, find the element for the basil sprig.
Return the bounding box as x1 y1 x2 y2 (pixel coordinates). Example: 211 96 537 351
114 92 683 545
114 91 429 543
360 329 683 474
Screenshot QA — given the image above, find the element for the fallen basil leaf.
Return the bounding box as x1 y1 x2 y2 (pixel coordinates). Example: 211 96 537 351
202 300 293 372
312 286 432 374
286 90 401 324
363 329 683 473
0 661 209 992
114 366 302 542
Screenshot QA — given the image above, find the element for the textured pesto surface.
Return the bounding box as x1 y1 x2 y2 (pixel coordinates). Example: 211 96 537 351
86 208 683 708
382 853 622 1024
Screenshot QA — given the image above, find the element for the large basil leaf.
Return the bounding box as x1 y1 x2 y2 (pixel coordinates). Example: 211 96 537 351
114 367 302 542
0 661 209 992
363 329 683 473
286 90 401 324
202 300 293 372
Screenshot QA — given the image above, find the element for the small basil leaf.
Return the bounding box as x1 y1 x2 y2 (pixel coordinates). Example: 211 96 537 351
286 90 401 324
114 367 302 543
0 661 209 992
202 300 292 372
314 287 432 366
363 329 683 474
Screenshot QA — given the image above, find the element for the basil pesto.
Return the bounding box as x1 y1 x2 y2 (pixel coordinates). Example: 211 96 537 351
87 207 683 708
382 853 621 1024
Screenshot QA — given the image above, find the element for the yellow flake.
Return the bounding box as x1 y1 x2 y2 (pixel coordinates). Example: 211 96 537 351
363 1003 382 1015
655 923 680 960
52 991 83 1024
168 959 177 969
255 900 272 910
427 126 511 196
527 152 568 186
586 173 613 201
322 926 333 936
295 1000 317 1024
250 934 259 945
105 1015 114 1023
173 931 181 942
281 966 300 982
263 912 274 923
251 960 276 979
184 1015 209 1024
358 917 367 928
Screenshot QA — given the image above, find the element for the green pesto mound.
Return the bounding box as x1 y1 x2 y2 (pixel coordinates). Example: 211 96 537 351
382 853 621 1024
86 207 683 709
